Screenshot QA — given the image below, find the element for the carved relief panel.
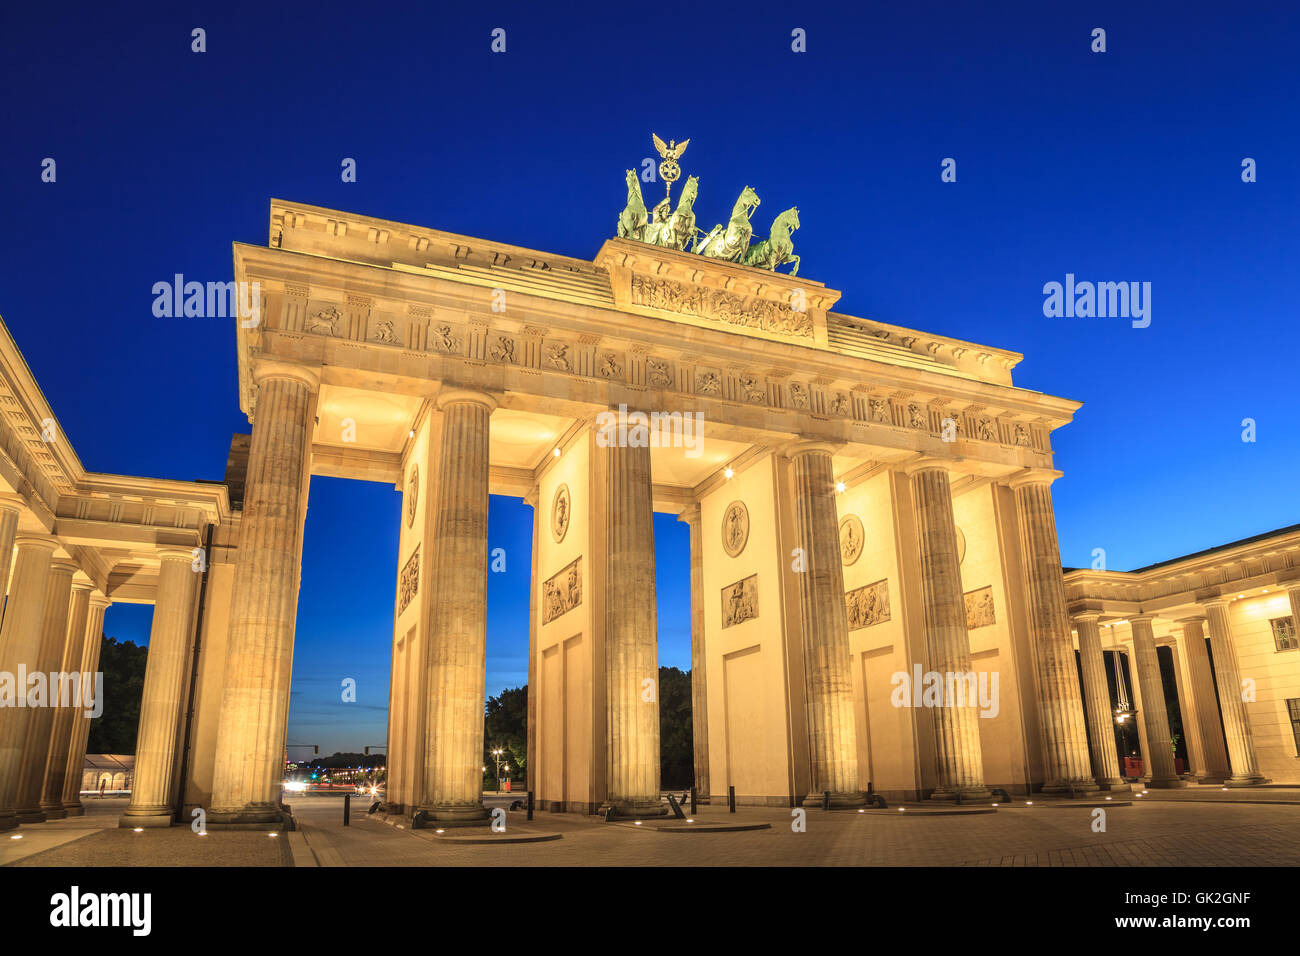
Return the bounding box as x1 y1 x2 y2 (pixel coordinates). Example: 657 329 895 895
721 574 759 628
846 579 890 630
543 556 582 624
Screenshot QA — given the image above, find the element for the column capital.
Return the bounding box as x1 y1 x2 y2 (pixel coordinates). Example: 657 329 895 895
0 491 24 512
88 593 112 610
435 388 497 413
252 358 320 392
1072 611 1102 624
157 546 198 567
1130 613 1159 625
1200 597 1231 611
676 502 702 526
49 558 80 576
522 485 539 510
70 577 95 593
784 439 839 459
901 455 958 477
13 532 57 552
1174 612 1207 624
1006 467 1063 490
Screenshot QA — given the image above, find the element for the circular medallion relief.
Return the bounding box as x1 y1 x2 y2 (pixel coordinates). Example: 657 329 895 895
955 526 967 566
406 465 419 528
839 515 865 566
722 501 750 558
551 484 571 543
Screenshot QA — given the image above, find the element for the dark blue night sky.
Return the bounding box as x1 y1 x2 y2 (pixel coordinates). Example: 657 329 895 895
3 1 1296 752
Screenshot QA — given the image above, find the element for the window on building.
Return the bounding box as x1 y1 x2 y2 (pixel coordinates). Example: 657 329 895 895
1289 699 1300 754
1270 616 1298 652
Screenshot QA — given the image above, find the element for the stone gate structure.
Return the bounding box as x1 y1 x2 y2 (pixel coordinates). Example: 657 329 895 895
1 198 1296 833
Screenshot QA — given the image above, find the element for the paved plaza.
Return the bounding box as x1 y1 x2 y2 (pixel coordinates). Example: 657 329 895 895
5 790 1300 868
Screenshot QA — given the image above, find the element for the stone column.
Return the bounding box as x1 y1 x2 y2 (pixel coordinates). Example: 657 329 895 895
1010 473 1098 794
1204 599 1268 785
1073 614 1128 790
62 594 110 815
210 361 318 826
599 415 665 817
121 549 200 827
0 535 56 831
907 461 988 801
416 390 495 825
523 487 539 798
14 559 77 821
1129 616 1184 787
679 503 710 802
38 580 92 818
788 447 862 808
0 494 22 619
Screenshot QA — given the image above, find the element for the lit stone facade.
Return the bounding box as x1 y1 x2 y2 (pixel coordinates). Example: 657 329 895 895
1066 525 1300 789
2 200 1296 835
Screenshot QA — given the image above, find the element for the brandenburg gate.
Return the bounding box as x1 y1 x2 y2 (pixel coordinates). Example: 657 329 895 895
4 151 1286 835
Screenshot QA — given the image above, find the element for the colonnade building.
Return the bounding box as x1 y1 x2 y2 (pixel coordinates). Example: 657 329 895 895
0 200 1295 832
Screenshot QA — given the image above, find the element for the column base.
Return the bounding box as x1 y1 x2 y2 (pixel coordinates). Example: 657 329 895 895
15 809 46 824
118 809 173 828
599 799 669 819
1098 779 1132 792
1224 775 1271 787
63 804 85 817
930 787 993 804
0 813 18 832
411 804 490 828
1041 779 1103 795
1195 772 1228 785
802 790 869 809
206 804 294 830
1142 776 1187 789
38 805 68 820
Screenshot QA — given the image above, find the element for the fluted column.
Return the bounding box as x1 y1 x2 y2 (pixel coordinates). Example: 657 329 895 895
1011 473 1098 793
416 390 495 825
1176 618 1229 783
122 549 200 827
0 495 22 621
524 487 539 798
62 594 110 814
0 535 57 831
1130 616 1184 787
210 361 318 826
1073 614 1128 790
1204 599 1268 785
791 447 863 807
39 580 92 818
600 414 665 817
15 559 77 821
679 503 710 802
908 461 988 801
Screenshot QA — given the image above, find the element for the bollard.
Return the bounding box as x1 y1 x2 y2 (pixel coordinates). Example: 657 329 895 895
343 792 351 826
690 786 697 816
728 785 736 813
527 790 534 821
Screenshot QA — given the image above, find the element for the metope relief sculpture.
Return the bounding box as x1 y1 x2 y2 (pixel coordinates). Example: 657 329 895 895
551 484 571 544
722 500 749 558
721 575 759 629
406 465 418 528
543 557 582 624
846 579 890 630
839 515 864 566
964 586 995 630
398 546 420 615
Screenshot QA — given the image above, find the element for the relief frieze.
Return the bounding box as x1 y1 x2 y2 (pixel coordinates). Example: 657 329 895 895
630 274 813 339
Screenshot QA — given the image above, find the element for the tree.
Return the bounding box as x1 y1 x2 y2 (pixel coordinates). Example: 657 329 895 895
658 666 694 789
484 686 527 785
86 636 147 754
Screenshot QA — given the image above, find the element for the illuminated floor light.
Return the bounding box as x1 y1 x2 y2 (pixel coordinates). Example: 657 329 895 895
1026 801 1033 805
10 834 22 840
133 828 143 833
686 819 694 823
268 832 278 838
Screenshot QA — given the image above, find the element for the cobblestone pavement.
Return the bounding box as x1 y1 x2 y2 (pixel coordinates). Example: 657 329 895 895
6 791 1299 867
292 795 1300 867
